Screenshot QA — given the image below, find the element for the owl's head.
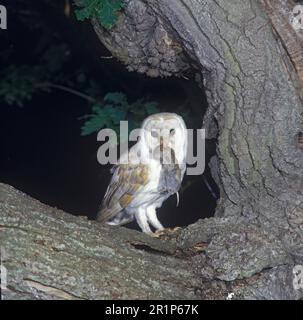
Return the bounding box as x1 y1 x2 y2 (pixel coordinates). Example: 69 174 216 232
140 112 188 164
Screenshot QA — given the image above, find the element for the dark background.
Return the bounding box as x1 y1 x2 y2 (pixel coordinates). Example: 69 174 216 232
0 0 218 230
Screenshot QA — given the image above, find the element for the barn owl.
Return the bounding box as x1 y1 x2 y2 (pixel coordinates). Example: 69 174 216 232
96 112 188 234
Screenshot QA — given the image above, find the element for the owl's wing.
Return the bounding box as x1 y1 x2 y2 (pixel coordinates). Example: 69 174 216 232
96 163 150 223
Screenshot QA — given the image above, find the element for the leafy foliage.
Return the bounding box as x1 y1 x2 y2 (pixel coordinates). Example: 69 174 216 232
81 92 159 138
0 1 171 142
75 0 124 29
0 43 73 107
0 66 39 107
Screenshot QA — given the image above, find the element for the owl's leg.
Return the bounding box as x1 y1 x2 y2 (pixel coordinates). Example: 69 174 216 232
146 206 164 231
135 208 152 234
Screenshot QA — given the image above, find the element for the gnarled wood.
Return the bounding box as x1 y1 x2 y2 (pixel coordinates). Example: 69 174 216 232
1 183 302 300
89 0 303 260
2 0 303 300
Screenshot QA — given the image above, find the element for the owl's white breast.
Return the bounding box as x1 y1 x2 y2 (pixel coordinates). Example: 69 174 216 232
127 159 164 209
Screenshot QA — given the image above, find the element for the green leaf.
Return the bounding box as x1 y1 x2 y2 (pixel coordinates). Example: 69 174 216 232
97 0 123 29
110 108 126 124
81 115 107 136
0 65 38 107
75 0 124 30
80 91 160 144
75 7 90 21
104 92 127 105
92 104 104 114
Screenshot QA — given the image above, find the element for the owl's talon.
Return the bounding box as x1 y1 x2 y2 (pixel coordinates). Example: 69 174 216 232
167 227 182 233
150 231 162 238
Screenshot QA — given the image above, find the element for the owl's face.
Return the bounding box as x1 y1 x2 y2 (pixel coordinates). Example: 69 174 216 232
140 113 187 164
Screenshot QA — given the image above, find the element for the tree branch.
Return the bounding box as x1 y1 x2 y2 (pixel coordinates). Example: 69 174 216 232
35 83 98 103
1 183 302 300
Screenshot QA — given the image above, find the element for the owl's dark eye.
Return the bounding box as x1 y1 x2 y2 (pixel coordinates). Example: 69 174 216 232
151 130 159 138
170 128 176 136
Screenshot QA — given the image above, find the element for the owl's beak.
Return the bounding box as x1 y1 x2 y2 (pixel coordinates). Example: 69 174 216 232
160 136 164 149
159 136 170 149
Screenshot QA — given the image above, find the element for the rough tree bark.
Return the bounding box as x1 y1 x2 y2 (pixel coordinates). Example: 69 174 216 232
1 0 303 300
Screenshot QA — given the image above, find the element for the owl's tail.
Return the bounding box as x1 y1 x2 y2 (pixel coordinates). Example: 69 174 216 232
96 205 109 224
97 206 133 226
96 201 129 225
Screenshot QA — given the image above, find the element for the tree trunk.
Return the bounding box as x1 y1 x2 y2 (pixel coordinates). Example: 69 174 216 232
1 0 303 300
0 182 301 300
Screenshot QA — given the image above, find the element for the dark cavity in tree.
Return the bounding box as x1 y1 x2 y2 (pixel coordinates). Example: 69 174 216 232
0 0 219 231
